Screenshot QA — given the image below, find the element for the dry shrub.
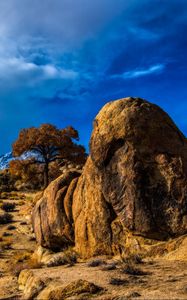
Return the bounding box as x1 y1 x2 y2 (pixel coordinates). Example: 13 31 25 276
25 195 33 202
0 192 9 199
101 263 117 271
87 259 106 267
7 224 16 230
47 248 78 267
127 292 141 298
18 200 25 206
0 191 24 200
10 191 20 197
0 169 18 193
122 264 148 276
109 278 128 286
3 232 12 237
63 248 78 264
10 159 44 191
14 251 32 263
20 221 27 225
0 212 13 224
122 254 143 265
146 244 168 257
46 255 67 267
0 237 13 250
1 202 16 212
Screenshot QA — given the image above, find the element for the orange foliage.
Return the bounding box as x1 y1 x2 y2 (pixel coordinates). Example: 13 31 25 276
12 124 87 188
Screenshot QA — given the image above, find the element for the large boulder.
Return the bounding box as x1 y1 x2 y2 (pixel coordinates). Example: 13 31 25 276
32 97 187 257
73 97 187 257
73 157 114 257
32 171 80 250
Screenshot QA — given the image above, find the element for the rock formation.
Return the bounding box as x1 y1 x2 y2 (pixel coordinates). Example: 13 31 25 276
32 97 187 257
32 171 80 250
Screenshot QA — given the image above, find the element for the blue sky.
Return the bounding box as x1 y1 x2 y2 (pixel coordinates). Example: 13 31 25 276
0 0 187 153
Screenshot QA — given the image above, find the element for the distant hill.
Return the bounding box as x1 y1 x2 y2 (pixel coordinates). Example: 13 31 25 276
0 151 41 170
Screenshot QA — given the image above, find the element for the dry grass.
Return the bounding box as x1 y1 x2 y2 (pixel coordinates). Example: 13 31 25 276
0 191 26 200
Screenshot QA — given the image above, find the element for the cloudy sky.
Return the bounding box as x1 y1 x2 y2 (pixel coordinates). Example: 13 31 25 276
0 0 187 153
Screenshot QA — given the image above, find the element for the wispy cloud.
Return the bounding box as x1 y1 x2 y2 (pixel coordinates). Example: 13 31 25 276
111 64 165 79
0 56 78 89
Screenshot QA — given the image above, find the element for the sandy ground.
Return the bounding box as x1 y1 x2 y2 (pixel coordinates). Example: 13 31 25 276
0 193 187 299
0 193 36 299
19 258 187 299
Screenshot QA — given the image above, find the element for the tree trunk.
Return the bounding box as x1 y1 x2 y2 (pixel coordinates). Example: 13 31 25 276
43 162 49 189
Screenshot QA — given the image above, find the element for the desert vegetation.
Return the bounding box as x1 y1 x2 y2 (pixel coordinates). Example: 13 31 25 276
12 124 87 188
0 212 13 224
0 169 16 192
1 202 16 212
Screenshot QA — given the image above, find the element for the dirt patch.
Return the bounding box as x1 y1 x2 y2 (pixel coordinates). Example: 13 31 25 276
0 192 37 299
1 192 187 299
18 259 187 299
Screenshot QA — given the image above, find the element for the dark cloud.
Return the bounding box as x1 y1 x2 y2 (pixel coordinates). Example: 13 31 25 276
0 0 187 153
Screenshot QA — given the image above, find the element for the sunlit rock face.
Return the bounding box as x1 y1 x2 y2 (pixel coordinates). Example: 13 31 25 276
33 97 187 258
73 97 187 257
32 171 80 250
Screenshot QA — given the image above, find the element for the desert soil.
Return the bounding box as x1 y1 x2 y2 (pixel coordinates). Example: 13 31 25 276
0 192 36 299
19 258 187 299
0 193 187 299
